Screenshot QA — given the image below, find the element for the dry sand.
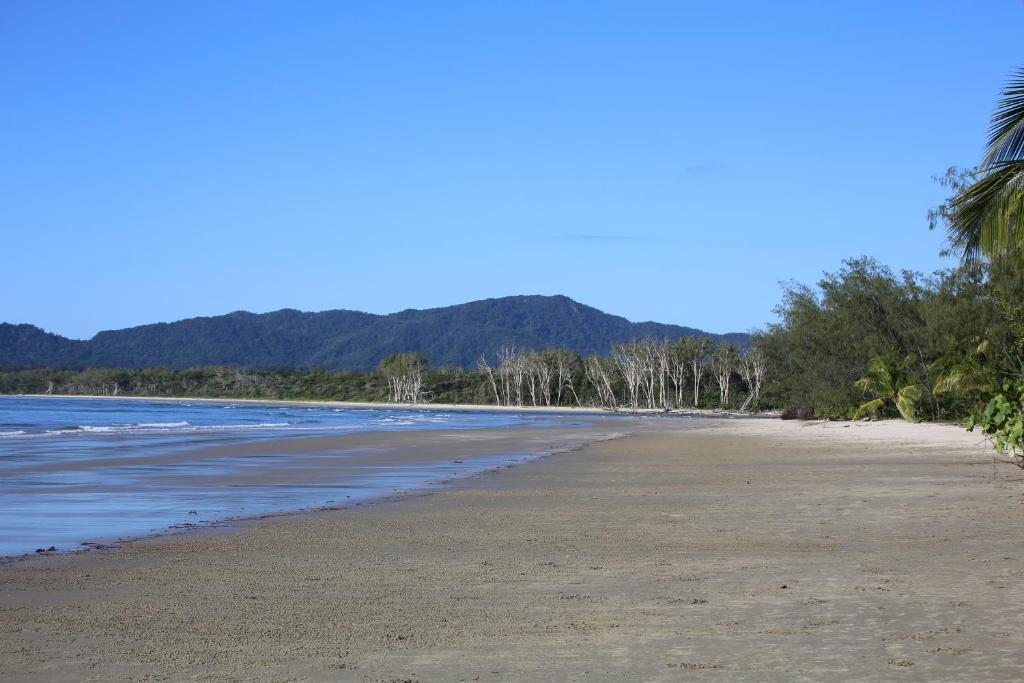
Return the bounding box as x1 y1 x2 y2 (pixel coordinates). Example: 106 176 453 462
2 418 1022 681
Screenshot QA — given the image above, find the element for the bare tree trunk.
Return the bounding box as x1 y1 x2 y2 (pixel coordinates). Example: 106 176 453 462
738 347 767 412
478 356 501 405
612 342 643 412
585 356 618 411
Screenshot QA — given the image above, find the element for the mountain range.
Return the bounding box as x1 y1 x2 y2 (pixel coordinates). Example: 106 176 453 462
0 295 749 371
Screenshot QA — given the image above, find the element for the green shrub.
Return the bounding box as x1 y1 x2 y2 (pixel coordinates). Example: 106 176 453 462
969 379 1024 467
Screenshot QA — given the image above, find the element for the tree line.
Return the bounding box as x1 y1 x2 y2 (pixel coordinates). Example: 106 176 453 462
0 337 766 413
473 340 765 411
756 257 1021 421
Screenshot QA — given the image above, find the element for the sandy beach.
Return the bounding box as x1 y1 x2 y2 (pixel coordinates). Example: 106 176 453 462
2 417 1022 681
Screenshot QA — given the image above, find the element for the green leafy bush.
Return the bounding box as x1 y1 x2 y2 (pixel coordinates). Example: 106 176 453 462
968 379 1024 467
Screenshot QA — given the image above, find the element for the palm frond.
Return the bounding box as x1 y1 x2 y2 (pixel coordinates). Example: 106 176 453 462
853 397 886 420
946 160 1024 261
854 356 894 396
932 360 993 395
985 68 1024 165
895 384 925 422
933 368 973 395
933 369 966 395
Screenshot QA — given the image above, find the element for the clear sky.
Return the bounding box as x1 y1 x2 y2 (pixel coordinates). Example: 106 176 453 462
2 1 1022 339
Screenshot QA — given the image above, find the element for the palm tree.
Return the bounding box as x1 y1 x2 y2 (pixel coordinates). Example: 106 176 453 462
931 340 996 398
853 356 925 421
946 68 1024 261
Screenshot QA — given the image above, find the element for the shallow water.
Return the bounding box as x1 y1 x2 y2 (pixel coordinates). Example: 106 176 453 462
0 396 577 556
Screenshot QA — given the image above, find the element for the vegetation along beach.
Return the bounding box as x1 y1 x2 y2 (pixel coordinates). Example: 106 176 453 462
4 3 1024 681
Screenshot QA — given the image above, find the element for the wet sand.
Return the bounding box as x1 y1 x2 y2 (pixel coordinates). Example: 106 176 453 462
2 418 1022 681
0 419 639 557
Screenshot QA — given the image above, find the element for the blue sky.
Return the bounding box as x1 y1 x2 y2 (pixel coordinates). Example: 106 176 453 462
2 1 1022 339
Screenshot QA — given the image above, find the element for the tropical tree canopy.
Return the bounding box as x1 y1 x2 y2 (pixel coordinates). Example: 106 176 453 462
946 68 1024 262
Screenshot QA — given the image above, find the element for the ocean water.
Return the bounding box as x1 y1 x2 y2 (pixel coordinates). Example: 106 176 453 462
0 396 574 557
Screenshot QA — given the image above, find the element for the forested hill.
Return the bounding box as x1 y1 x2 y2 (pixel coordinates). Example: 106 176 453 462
0 295 748 371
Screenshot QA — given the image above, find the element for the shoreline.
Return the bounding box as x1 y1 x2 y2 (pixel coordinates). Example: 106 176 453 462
10 392 771 418
4 419 1017 680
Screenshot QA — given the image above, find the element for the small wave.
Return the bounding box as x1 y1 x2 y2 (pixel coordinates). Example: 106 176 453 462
43 420 239 435
206 422 290 430
21 418 438 439
45 425 85 434
78 421 192 433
